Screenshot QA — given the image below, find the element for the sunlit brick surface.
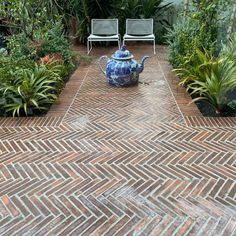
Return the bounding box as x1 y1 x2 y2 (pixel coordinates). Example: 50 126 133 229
0 45 235 235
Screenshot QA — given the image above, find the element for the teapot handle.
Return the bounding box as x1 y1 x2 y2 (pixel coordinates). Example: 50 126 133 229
97 55 109 75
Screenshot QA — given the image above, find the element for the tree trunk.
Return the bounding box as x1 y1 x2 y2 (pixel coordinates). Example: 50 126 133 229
227 2 236 40
68 16 79 44
184 0 190 16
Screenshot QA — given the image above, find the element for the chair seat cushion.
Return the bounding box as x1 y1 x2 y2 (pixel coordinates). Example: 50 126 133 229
123 34 155 39
88 34 119 40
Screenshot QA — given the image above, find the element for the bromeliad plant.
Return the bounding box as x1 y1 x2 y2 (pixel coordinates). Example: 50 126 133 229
221 34 236 62
1 63 63 117
175 48 236 114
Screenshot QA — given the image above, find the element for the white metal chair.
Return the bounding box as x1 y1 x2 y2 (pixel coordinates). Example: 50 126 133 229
87 19 121 54
123 19 156 54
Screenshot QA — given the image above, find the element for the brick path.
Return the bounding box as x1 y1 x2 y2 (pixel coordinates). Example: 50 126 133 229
0 45 236 235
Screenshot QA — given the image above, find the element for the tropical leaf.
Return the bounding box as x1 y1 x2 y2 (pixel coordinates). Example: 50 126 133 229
2 63 62 116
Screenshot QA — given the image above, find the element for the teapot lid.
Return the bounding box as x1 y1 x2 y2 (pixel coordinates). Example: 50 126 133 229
112 45 134 60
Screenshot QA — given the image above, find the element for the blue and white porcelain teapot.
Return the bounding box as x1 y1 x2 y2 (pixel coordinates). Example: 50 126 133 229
98 45 149 87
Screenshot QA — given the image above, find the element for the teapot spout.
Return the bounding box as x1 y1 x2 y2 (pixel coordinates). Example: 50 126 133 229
137 56 149 73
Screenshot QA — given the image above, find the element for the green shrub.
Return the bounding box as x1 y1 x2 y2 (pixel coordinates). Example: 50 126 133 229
7 19 75 84
220 34 236 62
166 16 220 68
38 21 74 64
7 34 36 60
0 56 35 84
166 0 232 68
166 1 236 115
166 17 201 68
0 1 76 117
0 63 63 117
174 48 236 113
8 21 74 64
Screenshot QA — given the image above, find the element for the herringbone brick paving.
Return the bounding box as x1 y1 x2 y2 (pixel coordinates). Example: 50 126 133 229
0 45 235 235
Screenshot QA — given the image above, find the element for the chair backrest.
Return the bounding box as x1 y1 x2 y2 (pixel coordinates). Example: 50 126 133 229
91 19 118 35
126 19 153 35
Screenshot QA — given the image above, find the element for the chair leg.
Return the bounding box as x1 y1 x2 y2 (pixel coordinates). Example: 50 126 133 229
153 39 156 55
87 40 89 54
118 39 121 49
118 35 121 49
87 41 93 55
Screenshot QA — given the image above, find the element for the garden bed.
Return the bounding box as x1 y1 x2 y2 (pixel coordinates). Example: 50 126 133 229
190 89 236 117
195 98 236 117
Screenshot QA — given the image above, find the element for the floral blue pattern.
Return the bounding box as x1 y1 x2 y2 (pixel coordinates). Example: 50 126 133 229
98 46 149 87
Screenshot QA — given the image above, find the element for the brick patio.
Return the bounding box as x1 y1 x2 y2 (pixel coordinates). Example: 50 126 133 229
0 44 236 235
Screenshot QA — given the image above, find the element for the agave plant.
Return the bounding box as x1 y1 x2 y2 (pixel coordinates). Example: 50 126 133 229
1 63 62 117
175 48 236 113
187 61 236 113
221 33 236 62
174 48 215 86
